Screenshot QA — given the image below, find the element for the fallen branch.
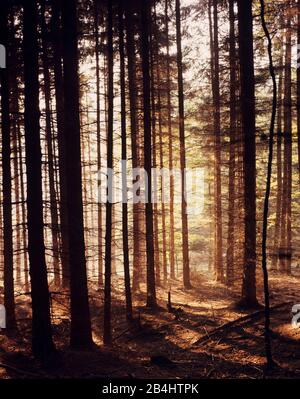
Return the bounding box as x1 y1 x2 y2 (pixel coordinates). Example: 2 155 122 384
192 302 292 347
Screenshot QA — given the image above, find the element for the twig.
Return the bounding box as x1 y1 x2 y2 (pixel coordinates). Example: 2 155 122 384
192 302 292 347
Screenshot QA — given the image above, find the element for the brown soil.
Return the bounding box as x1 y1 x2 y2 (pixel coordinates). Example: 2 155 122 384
1 270 300 379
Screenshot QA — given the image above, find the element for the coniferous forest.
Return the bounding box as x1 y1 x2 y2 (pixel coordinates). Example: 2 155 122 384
1 0 300 383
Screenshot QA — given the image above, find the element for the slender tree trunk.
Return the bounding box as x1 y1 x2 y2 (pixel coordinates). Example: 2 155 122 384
272 48 283 270
175 0 191 289
260 0 277 368
212 0 223 283
226 0 236 287
41 2 60 286
280 8 292 274
94 1 103 286
103 0 114 344
150 22 161 287
16 110 29 290
52 0 70 288
153 5 167 284
23 0 56 360
125 3 142 293
61 0 93 348
237 0 258 307
118 0 133 320
0 2 17 330
165 0 176 280
140 0 157 307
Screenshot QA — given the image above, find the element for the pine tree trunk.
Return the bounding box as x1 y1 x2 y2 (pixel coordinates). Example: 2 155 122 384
118 0 133 320
0 2 17 330
94 1 103 286
41 2 60 286
23 0 56 359
176 0 191 289
237 0 258 307
226 0 236 287
165 0 176 280
125 3 142 293
280 9 292 274
61 0 93 348
52 0 70 288
140 0 157 307
272 47 283 270
212 0 223 283
103 0 114 344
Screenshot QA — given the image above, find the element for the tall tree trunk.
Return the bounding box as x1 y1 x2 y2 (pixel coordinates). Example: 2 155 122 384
175 0 191 289
41 2 60 286
280 7 292 274
104 0 114 344
153 5 167 284
272 47 283 270
226 0 236 287
94 1 103 286
237 0 258 307
0 1 17 330
125 2 142 293
140 0 157 307
61 0 93 348
165 0 176 280
259 0 277 370
150 21 161 287
23 0 56 360
118 0 133 320
51 0 70 288
212 0 223 283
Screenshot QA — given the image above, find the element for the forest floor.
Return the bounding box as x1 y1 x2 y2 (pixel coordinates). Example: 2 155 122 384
1 269 300 379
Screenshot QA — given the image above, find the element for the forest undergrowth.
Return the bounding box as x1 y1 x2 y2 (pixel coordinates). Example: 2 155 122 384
1 270 300 379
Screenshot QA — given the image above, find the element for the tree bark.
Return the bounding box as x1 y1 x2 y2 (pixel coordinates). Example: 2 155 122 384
23 0 56 359
226 0 236 287
176 0 191 289
0 1 17 330
104 0 114 344
237 0 258 307
61 0 93 348
118 0 133 320
212 0 223 283
140 0 157 307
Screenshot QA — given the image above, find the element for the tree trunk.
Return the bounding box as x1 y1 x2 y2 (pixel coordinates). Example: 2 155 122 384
140 0 157 307
118 0 133 320
212 0 223 283
226 0 236 287
61 0 93 348
0 1 17 330
125 2 142 293
237 0 258 307
175 0 191 289
103 0 114 344
94 1 103 286
51 0 70 288
41 2 60 286
272 46 283 270
23 0 56 360
279 8 292 274
165 0 176 280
